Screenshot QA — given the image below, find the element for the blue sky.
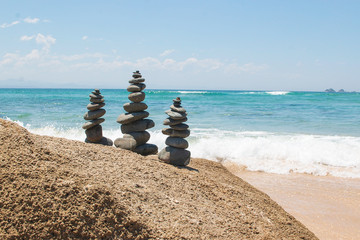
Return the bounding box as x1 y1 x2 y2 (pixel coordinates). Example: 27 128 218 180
0 0 359 90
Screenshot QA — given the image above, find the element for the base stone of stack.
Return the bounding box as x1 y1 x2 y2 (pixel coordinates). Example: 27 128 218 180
85 125 103 142
165 137 188 149
121 119 155 133
158 146 191 166
123 131 150 146
123 102 148 113
114 138 137 150
85 137 113 146
134 143 158 155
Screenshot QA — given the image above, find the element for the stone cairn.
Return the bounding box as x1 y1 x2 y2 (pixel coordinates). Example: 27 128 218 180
83 89 113 146
114 71 158 155
158 97 191 166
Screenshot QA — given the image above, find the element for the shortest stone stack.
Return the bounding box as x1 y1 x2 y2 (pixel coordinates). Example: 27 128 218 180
82 89 113 146
158 97 191 166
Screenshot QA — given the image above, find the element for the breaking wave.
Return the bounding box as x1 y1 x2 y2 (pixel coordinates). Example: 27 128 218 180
5 117 359 179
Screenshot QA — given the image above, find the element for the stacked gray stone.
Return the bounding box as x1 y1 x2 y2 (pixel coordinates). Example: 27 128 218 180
158 97 191 166
83 89 113 146
114 70 158 155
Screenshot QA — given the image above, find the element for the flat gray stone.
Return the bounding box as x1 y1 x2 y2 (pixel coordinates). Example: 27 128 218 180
173 98 181 103
127 83 146 92
121 119 155 134
82 118 105 129
169 123 189 130
162 128 190 138
128 92 145 103
165 110 187 120
165 137 188 149
86 137 113 146
129 78 145 84
84 109 106 120
123 131 150 145
163 117 188 126
87 102 105 111
134 144 158 156
170 105 186 113
116 111 149 124
85 125 103 142
132 71 142 78
90 98 105 103
158 146 191 166
123 102 148 113
92 89 100 95
89 93 103 99
114 137 136 150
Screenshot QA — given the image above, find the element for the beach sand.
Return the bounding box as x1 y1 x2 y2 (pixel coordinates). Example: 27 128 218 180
224 162 360 240
0 118 318 239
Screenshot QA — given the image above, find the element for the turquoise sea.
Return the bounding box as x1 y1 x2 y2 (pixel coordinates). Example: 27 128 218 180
1 88 360 178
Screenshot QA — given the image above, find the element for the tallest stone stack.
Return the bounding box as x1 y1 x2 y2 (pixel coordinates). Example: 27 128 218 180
114 71 158 156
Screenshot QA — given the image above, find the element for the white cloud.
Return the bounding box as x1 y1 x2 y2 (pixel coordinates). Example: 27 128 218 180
0 49 41 67
35 33 56 51
23 17 40 24
160 49 175 57
20 35 35 41
0 20 20 28
0 48 268 79
0 53 19 65
82 36 88 40
25 49 40 60
1 17 42 28
19 33 56 51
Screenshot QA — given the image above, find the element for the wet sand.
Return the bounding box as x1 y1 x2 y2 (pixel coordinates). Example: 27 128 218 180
224 162 360 240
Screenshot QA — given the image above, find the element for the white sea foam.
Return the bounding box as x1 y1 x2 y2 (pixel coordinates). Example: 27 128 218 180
187 128 360 178
5 117 360 178
237 92 257 95
265 91 290 95
176 91 208 94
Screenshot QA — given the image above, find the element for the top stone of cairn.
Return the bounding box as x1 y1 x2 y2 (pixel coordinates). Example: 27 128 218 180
129 70 145 84
132 70 142 78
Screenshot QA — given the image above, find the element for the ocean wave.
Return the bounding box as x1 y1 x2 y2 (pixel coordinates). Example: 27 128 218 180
237 92 257 95
5 117 360 179
177 91 208 94
265 91 290 95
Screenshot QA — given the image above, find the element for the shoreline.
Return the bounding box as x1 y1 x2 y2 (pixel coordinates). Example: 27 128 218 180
224 162 360 240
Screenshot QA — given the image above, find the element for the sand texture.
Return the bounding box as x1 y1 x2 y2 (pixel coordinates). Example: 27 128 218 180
0 119 317 239
226 164 360 240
